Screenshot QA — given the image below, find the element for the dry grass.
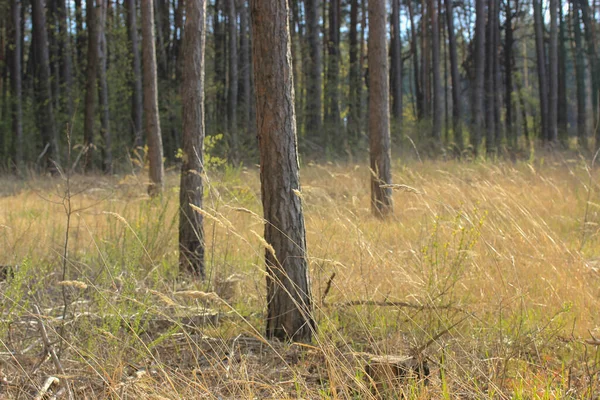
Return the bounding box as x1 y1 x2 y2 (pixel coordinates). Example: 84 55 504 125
1 156 600 399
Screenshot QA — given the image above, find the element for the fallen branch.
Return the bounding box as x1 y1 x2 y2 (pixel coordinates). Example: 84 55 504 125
34 376 59 400
329 299 466 313
320 273 336 305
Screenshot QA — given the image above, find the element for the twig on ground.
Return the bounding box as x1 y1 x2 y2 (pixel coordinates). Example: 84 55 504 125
34 376 59 400
321 273 336 305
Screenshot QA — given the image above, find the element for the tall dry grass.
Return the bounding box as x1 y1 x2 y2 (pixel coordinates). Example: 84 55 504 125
0 157 599 398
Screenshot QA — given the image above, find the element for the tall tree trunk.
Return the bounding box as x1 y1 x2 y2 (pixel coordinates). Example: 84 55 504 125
430 0 442 150
407 0 422 120
305 0 322 137
325 0 341 147
485 0 496 154
239 0 251 137
56 0 73 117
98 0 111 173
10 0 23 171
250 0 314 343
214 0 227 137
573 0 588 149
558 0 568 144
578 0 599 146
83 0 99 171
228 0 238 162
391 0 402 124
504 0 515 150
368 0 393 217
74 0 84 68
32 0 60 170
493 0 502 148
142 0 165 196
348 0 361 142
533 0 549 143
180 0 207 277
472 0 485 155
549 0 559 142
421 0 431 118
126 0 144 148
445 0 462 153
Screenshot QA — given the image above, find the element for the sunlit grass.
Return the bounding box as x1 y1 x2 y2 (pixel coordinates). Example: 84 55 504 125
1 156 600 398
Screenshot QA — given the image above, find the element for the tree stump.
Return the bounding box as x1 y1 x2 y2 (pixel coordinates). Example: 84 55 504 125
364 355 429 396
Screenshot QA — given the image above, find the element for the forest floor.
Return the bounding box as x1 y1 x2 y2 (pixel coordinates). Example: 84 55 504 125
1 156 600 399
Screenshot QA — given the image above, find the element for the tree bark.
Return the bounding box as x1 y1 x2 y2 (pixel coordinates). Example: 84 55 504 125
10 0 23 170
126 0 144 148
142 0 165 196
56 0 73 117
391 0 402 124
368 0 393 217
348 0 361 141
445 0 462 153
533 0 549 143
430 0 442 150
573 0 588 149
324 0 340 146
239 0 251 137
472 0 485 155
578 0 599 146
228 0 238 162
504 0 515 150
305 0 322 137
407 0 422 120
485 0 496 154
32 0 60 170
83 0 99 171
250 0 314 342
180 0 207 277
549 0 559 142
98 0 111 173
558 0 568 144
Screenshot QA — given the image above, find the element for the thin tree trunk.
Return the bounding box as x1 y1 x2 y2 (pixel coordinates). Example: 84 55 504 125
558 0 568 144
504 0 515 150
485 0 496 154
325 0 340 147
549 0 559 142
126 0 143 148
348 0 361 141
430 0 442 150
573 0 588 149
391 0 402 123
32 0 60 170
98 0 111 173
305 0 322 138
578 0 599 146
74 0 84 67
142 0 165 196
472 0 485 155
83 0 99 171
56 0 73 117
180 0 207 277
407 0 422 120
445 0 462 153
250 0 314 342
368 0 393 217
228 0 238 162
533 0 549 142
239 0 251 137
10 0 23 171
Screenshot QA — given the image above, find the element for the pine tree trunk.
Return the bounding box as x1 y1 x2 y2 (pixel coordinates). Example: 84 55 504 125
504 0 515 150
239 0 251 137
250 0 314 343
407 0 422 120
573 0 588 149
472 0 485 155
98 0 111 173
56 0 73 117
32 0 60 170
430 0 442 151
391 0 402 124
142 0 165 196
305 0 322 137
126 0 144 148
549 0 559 143
10 0 23 171
348 0 361 142
445 0 462 153
324 0 341 147
558 0 568 144
368 0 393 217
228 0 238 162
533 0 549 143
83 0 99 171
180 0 206 277
578 0 599 146
485 1 496 154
